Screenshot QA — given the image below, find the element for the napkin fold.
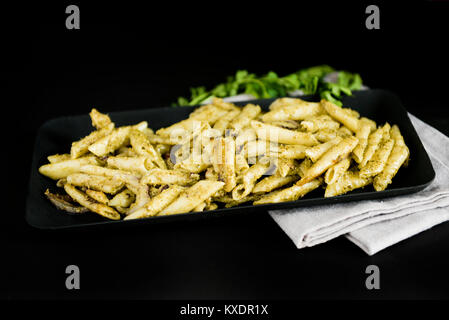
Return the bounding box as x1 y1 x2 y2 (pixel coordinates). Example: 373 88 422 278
269 114 449 255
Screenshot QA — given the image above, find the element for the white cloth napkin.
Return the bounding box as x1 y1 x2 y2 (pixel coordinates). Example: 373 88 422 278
269 114 449 255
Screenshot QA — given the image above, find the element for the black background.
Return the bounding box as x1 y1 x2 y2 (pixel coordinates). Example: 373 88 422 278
4 0 449 306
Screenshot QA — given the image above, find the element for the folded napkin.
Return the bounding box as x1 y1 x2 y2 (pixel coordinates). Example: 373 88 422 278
269 114 449 255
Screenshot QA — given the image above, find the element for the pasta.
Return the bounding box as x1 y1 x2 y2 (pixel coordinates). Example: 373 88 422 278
39 97 410 220
251 120 319 146
300 115 340 133
359 138 395 178
304 136 343 162
321 99 360 133
230 104 261 131
324 171 373 197
359 123 391 168
297 136 359 186
352 121 372 164
232 158 271 200
158 180 225 216
373 125 409 191
63 183 120 220
324 157 351 185
262 99 324 121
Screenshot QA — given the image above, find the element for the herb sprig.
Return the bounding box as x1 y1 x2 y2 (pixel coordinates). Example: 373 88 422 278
173 65 362 107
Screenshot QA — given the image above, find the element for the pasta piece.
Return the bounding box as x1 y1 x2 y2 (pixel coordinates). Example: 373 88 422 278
297 136 359 186
252 174 297 193
156 105 226 136
199 128 221 165
141 168 200 186
133 121 149 132
125 182 150 214
321 99 360 133
360 117 377 132
79 165 140 186
213 109 241 135
212 137 237 192
174 157 209 173
124 185 185 220
211 97 241 111
89 108 112 129
107 156 153 177
305 136 343 162
159 181 225 216
243 140 279 159
296 158 313 178
336 126 353 138
71 123 114 158
44 189 89 214
173 124 217 171
48 153 71 163
359 123 391 168
85 189 109 204
64 184 120 220
275 158 296 177
141 127 154 136
192 202 207 212
173 137 210 173
108 189 135 208
390 124 409 166
324 157 351 185
342 107 360 119
352 121 372 164
66 173 124 194
360 138 395 178
254 178 322 204
262 99 324 121
230 104 261 131
189 104 229 123
300 115 340 133
231 158 271 200
185 122 215 146
251 120 318 146
390 124 406 147
314 129 338 143
170 139 191 164
265 120 300 130
130 129 166 169
268 97 307 110
145 132 183 145
276 144 307 159
39 156 100 180
88 126 131 157
155 119 191 138
235 126 257 150
324 171 373 197
373 145 410 191
116 146 138 157
235 153 250 174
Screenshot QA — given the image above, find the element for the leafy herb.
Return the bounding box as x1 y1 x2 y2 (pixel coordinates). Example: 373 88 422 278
172 65 362 107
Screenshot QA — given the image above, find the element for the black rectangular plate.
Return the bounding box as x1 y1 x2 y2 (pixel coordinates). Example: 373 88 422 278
26 89 435 230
